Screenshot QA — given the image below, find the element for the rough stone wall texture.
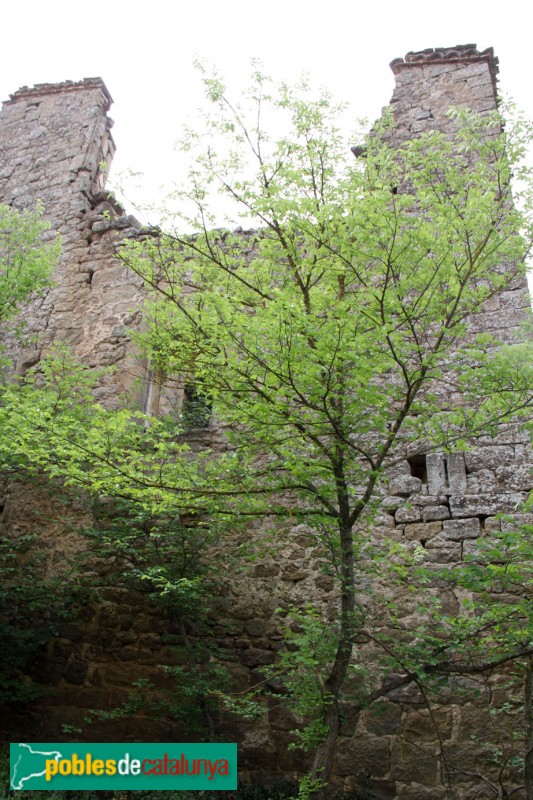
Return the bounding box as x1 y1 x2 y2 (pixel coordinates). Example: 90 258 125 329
389 45 500 139
1 47 532 799
0 78 144 403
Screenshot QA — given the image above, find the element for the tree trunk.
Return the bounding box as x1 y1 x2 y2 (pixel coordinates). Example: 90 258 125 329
309 520 356 797
309 698 341 792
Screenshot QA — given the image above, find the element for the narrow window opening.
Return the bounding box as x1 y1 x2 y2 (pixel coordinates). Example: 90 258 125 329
443 457 450 487
407 454 427 484
180 384 212 431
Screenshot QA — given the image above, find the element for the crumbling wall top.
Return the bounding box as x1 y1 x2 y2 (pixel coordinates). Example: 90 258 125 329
390 44 498 73
390 45 499 104
4 77 113 112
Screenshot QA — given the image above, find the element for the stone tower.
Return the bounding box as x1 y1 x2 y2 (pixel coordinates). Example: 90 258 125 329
0 78 143 401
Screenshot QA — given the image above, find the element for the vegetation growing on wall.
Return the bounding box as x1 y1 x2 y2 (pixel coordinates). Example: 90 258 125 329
0 202 59 327
81 497 226 739
0 204 63 710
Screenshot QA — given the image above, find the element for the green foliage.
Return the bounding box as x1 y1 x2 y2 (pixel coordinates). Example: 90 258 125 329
0 202 59 324
180 383 212 431
83 496 214 606
270 607 341 752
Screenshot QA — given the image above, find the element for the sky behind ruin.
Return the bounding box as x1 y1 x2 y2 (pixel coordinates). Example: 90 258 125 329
1 0 532 222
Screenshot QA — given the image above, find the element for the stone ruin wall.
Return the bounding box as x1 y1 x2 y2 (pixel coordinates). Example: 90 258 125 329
1 46 532 799
0 78 144 398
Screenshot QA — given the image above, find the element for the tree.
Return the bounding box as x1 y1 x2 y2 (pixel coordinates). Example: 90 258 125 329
1 75 533 795
118 76 533 792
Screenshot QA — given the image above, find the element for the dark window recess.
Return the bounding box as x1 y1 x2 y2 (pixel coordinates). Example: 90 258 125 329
407 454 427 484
181 384 212 431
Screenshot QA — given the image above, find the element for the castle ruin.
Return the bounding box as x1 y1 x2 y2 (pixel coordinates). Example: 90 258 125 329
1 46 532 800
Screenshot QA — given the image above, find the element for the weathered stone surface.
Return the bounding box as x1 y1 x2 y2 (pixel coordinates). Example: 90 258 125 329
495 464 533 491
500 512 533 531
382 495 405 511
442 518 481 540
334 735 390 777
280 565 308 581
411 495 449 507
447 453 468 494
389 476 422 496
231 604 257 620
350 780 398 800
403 708 452 741
425 537 462 562
314 574 334 592
403 521 442 542
426 454 447 496
395 505 422 523
422 505 450 522
244 619 265 637
390 742 438 783
253 563 280 577
239 647 276 668
396 784 448 800
361 701 402 736
267 702 302 731
63 659 88 685
464 445 515 472
449 493 527 518
458 705 500 742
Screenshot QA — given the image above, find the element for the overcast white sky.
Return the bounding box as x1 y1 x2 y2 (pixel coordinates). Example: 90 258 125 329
1 0 532 219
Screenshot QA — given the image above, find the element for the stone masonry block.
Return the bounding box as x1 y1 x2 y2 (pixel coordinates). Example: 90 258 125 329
447 453 467 494
390 742 437 783
450 494 527 518
334 735 390 778
442 518 481 540
422 505 450 522
426 454 447 495
411 495 448 507
425 538 462 563
403 708 452 741
395 506 422 523
389 476 422 496
403 522 442 542
464 446 514 472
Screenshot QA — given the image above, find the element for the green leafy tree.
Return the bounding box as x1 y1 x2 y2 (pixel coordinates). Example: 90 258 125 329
116 76 533 792
1 75 533 795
